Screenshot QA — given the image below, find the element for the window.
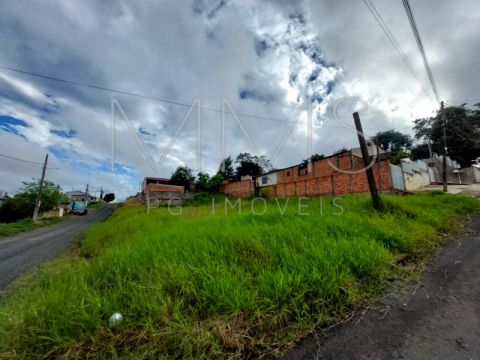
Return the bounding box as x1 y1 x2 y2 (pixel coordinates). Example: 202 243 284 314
286 171 291 176
261 176 268 185
298 167 308 176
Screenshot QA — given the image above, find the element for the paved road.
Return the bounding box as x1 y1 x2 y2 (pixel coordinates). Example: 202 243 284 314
0 204 114 291
282 217 480 360
414 183 480 197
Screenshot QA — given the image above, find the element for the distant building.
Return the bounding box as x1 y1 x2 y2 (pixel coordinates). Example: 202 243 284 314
221 149 392 198
65 191 97 203
141 177 190 205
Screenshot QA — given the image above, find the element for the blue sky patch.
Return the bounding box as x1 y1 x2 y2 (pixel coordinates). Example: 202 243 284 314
0 115 30 138
254 39 269 56
51 129 77 138
48 146 69 159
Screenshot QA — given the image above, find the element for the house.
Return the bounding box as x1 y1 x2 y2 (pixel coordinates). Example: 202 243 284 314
141 177 190 205
65 191 97 203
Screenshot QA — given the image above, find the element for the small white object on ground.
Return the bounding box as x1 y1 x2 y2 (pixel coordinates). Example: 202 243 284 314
109 312 123 327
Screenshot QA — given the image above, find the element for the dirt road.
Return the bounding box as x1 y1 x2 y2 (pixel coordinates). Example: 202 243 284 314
282 217 480 360
0 205 114 291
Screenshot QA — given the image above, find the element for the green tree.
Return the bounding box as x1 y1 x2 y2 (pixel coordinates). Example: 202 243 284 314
217 156 236 182
195 172 211 192
235 153 273 179
0 180 65 223
413 104 480 167
170 166 195 189
103 193 115 203
209 174 224 193
374 130 412 153
410 143 431 161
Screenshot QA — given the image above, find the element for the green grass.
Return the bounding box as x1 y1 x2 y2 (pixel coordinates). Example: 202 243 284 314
87 201 106 209
0 193 478 359
0 217 64 238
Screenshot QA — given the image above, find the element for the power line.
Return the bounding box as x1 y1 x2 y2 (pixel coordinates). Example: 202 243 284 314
0 64 398 127
0 64 298 124
0 153 60 169
402 0 440 103
362 0 418 80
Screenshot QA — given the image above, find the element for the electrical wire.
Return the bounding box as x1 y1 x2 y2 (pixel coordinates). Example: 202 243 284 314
362 0 418 79
402 0 440 103
0 64 396 126
0 153 60 169
0 64 298 124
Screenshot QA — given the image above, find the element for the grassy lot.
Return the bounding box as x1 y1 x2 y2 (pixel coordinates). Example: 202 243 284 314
0 193 478 358
87 200 106 209
0 217 64 238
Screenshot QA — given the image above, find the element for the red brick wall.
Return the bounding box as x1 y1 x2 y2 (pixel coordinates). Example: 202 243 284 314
221 179 254 198
279 154 392 197
146 184 184 193
220 153 392 198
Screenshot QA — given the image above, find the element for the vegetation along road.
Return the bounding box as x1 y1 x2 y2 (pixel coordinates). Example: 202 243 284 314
0 204 115 291
282 216 480 360
1 193 478 359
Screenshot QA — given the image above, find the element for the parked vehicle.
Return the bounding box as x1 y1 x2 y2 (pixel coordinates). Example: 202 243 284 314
68 201 88 216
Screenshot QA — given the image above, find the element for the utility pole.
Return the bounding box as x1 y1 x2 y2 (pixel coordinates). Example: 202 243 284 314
440 101 448 192
84 184 89 208
353 112 381 210
32 154 48 222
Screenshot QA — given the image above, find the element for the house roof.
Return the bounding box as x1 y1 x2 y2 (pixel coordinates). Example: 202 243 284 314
65 191 96 198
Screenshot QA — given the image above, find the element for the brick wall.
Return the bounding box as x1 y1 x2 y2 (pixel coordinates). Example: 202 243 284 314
221 179 255 198
220 152 393 198
145 184 184 193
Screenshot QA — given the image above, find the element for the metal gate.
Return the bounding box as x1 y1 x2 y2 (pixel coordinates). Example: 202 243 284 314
390 164 405 191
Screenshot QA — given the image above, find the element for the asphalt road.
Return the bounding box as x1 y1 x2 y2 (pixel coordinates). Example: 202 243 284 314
0 204 114 291
281 217 480 360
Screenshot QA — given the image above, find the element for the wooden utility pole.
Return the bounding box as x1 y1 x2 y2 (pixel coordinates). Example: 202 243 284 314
32 154 48 222
84 184 89 208
353 112 381 210
440 101 448 192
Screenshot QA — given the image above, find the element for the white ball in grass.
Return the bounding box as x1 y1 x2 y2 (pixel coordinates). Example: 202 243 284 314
109 312 123 327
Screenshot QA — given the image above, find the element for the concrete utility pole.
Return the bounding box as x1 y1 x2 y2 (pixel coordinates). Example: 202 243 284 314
440 101 448 192
32 154 48 222
353 112 381 210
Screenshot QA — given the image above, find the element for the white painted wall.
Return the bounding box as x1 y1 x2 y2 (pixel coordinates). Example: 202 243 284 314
256 172 277 187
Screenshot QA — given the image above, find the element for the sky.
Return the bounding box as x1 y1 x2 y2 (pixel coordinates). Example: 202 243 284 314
0 0 479 200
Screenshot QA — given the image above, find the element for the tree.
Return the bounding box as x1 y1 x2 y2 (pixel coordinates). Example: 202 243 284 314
374 130 412 153
103 193 115 203
0 180 65 223
410 143 431 161
170 166 195 189
413 104 480 167
209 174 224 193
235 153 273 178
195 172 211 192
217 156 236 182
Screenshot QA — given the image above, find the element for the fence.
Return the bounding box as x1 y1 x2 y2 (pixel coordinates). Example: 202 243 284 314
390 164 405 191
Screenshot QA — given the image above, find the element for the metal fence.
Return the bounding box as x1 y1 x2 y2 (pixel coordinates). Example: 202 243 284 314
390 164 405 191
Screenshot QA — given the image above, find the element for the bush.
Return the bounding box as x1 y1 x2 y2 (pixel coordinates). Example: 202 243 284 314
0 180 65 223
103 193 115 203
